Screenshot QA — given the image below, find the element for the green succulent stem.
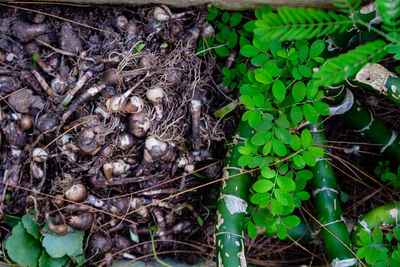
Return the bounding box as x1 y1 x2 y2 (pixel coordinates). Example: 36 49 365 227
327 87 400 164
351 202 400 247
309 121 356 266
216 120 253 267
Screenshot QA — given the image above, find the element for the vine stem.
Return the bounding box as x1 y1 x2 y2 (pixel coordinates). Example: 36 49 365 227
351 202 400 247
308 121 359 266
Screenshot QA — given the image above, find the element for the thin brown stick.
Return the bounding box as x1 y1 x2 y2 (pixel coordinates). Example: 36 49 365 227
325 151 384 187
319 144 382 156
0 3 107 33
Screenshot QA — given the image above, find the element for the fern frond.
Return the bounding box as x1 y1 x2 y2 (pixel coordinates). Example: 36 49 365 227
333 0 361 13
254 7 353 41
376 0 400 32
312 40 388 88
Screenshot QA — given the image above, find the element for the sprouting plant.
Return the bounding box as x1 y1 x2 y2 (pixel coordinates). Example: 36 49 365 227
355 227 400 266
375 160 400 189
197 6 253 91
3 213 85 267
237 37 329 239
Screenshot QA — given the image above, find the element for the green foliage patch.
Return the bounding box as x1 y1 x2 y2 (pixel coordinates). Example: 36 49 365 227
4 214 84 267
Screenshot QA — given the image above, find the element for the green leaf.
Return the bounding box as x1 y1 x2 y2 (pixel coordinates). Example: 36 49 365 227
251 131 272 146
22 213 40 239
5 222 41 267
277 49 287 58
308 146 324 158
42 225 84 258
249 155 263 168
297 170 313 180
301 129 313 148
250 192 271 205
255 119 273 131
254 68 272 84
251 53 269 67
277 224 287 239
240 84 259 96
296 191 310 200
274 189 293 206
253 94 265 108
313 101 330 116
32 53 40 67
290 135 302 151
298 44 309 63
278 164 289 175
247 221 257 238
206 6 219 21
298 65 312 78
221 12 230 23
386 233 393 242
303 103 319 123
39 250 68 267
292 81 306 103
283 215 300 228
382 171 398 181
276 117 290 128
265 60 282 77
357 246 368 259
360 229 372 245
272 138 287 157
277 176 296 192
215 45 230 57
365 247 378 264
261 166 276 178
309 40 325 58
270 198 284 215
241 95 254 108
312 40 387 88
248 110 262 128
293 154 306 168
274 127 292 144
254 7 353 41
227 31 238 49
372 228 383 244
272 80 286 102
230 13 243 27
241 45 260 57
291 67 303 80
394 226 400 240
302 150 316 166
253 179 274 193
134 44 145 53
238 154 252 167
262 141 272 155
290 106 303 124
306 80 319 100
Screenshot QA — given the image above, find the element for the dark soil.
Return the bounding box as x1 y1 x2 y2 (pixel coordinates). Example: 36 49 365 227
0 3 232 265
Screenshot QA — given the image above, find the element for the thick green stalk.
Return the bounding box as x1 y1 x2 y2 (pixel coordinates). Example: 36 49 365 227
216 120 252 267
351 202 400 247
327 87 400 164
309 121 356 266
355 63 400 106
